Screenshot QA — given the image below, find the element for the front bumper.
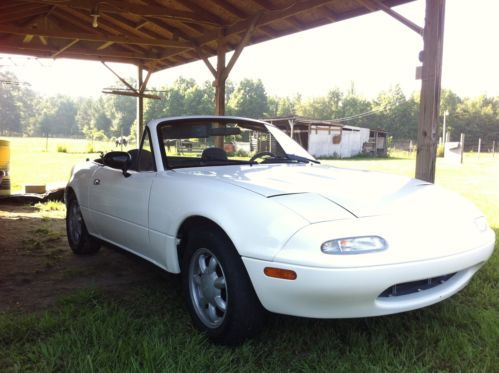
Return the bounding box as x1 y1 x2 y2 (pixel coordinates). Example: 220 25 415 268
242 241 494 318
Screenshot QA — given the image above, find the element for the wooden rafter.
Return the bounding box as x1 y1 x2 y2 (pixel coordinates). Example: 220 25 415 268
214 0 336 41
210 0 247 19
0 25 192 49
0 0 418 72
52 7 146 55
222 12 262 80
51 38 79 58
357 0 423 35
16 0 219 25
0 4 48 24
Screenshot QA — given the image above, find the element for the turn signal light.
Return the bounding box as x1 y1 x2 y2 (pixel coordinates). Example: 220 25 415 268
264 267 297 280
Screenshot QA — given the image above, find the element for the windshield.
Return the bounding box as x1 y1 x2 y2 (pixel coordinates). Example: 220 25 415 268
157 118 317 169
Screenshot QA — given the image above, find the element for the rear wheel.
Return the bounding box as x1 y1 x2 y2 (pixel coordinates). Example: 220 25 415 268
182 228 265 345
66 194 100 255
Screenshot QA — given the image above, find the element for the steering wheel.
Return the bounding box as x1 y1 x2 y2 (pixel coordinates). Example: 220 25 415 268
249 151 277 163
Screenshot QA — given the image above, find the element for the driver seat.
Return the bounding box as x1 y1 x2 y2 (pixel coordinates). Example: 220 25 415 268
201 147 227 161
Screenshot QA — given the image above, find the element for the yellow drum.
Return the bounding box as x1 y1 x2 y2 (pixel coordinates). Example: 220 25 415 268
0 139 10 196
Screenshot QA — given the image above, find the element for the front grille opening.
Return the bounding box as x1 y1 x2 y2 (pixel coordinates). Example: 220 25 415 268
379 273 457 298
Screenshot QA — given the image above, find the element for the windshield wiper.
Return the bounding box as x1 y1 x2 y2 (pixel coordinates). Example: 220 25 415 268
286 154 320 164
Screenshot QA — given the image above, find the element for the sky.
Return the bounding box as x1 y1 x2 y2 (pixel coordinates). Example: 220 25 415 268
1 0 498 99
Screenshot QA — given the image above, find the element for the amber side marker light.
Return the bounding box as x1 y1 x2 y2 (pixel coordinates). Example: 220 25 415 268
264 267 297 280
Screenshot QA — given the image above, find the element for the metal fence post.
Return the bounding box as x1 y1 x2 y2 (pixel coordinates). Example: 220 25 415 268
492 140 496 158
460 133 465 164
478 138 481 160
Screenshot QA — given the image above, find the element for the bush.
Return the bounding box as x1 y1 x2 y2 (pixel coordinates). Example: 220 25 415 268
437 144 445 157
56 144 68 153
236 149 249 157
86 144 96 153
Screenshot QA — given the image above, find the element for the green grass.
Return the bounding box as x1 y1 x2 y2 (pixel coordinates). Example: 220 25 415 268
0 141 498 371
0 137 134 192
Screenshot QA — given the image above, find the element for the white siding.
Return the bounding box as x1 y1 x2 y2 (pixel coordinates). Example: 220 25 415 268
308 126 370 158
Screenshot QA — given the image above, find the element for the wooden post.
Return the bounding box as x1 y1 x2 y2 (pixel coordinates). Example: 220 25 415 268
460 133 465 164
213 38 226 148
477 138 481 159
136 65 144 147
493 140 496 157
442 110 448 144
415 0 446 182
215 40 226 116
409 139 413 154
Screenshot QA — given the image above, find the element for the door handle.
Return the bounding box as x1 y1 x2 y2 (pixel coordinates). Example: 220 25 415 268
93 178 101 185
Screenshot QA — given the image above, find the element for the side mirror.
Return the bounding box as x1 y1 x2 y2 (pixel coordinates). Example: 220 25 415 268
102 151 132 177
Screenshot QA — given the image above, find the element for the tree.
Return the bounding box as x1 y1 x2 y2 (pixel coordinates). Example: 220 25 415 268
369 85 418 139
31 95 79 137
0 72 23 135
228 79 268 118
104 92 136 137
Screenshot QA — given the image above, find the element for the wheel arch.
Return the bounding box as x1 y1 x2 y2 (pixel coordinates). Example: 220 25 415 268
65 186 76 205
176 215 236 271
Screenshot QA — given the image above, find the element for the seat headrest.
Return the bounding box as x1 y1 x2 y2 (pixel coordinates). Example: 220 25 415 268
201 147 227 161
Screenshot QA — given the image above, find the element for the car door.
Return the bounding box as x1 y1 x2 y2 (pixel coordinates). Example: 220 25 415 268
88 129 156 258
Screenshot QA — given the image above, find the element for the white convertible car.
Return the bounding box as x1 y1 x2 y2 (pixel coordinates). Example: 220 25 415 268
66 116 495 345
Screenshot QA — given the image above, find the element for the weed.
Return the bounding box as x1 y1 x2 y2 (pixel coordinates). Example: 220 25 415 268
56 144 68 153
35 201 66 212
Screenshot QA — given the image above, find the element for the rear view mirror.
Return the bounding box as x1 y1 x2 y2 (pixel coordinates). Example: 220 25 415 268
208 127 241 136
103 151 132 177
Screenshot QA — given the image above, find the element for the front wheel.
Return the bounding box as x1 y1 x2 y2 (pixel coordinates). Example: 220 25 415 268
182 228 265 345
66 194 101 255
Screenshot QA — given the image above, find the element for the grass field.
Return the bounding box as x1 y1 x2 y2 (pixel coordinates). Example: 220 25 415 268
0 136 133 192
0 137 498 371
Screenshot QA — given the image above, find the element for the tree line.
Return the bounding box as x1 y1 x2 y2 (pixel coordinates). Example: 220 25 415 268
1 71 497 144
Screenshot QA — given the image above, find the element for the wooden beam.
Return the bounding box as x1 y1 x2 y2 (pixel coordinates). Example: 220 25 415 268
222 12 262 80
139 67 154 95
207 0 335 44
102 90 160 100
101 61 137 93
415 0 446 182
215 37 226 117
197 46 217 78
178 0 226 25
16 0 219 25
97 20 149 50
51 38 79 58
0 4 48 24
53 7 146 55
0 25 192 49
23 34 34 43
357 0 423 35
158 0 336 61
210 0 247 19
136 65 144 147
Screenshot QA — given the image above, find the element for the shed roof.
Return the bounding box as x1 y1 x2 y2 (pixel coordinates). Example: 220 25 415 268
266 116 343 128
0 0 414 73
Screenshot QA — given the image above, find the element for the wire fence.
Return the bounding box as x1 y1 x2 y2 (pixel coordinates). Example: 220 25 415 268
391 135 498 162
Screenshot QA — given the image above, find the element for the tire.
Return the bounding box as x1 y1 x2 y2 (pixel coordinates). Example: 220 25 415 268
66 194 101 255
181 228 265 345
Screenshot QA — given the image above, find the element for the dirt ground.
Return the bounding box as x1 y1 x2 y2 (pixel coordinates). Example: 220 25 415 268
0 202 171 312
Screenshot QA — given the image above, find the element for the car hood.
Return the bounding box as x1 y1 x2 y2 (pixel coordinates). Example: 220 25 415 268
174 164 470 219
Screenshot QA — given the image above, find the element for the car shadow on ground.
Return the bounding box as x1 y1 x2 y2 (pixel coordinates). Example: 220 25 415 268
0 202 178 313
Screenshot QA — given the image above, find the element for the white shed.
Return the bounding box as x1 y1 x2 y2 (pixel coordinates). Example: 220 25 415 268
264 117 374 158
